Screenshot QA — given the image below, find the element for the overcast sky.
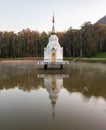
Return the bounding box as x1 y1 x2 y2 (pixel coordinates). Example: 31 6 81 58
0 0 106 33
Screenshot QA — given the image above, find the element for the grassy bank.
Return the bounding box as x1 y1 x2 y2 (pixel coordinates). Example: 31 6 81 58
93 52 106 58
64 57 106 63
0 57 106 63
0 57 43 61
64 52 106 63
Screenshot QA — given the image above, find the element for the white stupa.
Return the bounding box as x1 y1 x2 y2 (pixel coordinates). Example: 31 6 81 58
37 14 69 69
44 14 63 62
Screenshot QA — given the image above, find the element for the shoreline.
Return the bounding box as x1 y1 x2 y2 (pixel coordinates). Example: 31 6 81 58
0 57 106 63
64 57 106 63
0 57 43 61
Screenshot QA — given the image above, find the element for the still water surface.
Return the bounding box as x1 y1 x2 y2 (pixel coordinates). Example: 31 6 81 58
0 60 106 130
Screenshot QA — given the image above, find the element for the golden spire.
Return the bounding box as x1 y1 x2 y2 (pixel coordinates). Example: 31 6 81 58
52 12 55 33
52 12 55 23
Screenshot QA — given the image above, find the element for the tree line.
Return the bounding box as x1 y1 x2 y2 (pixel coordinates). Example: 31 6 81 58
0 22 106 58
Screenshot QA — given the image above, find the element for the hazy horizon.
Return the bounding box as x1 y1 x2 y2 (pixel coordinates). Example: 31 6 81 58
0 0 106 33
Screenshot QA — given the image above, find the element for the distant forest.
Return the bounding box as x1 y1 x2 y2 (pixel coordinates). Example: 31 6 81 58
0 22 106 58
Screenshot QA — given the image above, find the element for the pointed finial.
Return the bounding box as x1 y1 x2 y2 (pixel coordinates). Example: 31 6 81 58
52 12 55 33
52 12 55 23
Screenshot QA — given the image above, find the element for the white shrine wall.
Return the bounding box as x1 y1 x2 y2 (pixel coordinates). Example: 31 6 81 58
44 34 63 62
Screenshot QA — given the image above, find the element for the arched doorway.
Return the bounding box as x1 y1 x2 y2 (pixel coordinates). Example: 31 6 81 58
51 48 56 62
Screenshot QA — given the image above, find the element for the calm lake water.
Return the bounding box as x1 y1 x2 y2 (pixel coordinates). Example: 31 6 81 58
0 60 106 130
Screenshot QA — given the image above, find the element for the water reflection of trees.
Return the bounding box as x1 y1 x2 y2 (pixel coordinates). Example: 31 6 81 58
0 65 43 92
64 68 106 99
0 64 106 99
0 65 67 91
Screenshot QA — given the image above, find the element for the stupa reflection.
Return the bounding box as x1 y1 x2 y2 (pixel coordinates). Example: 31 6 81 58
38 74 69 119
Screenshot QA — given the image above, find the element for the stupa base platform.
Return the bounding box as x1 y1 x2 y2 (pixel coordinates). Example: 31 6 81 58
37 60 69 70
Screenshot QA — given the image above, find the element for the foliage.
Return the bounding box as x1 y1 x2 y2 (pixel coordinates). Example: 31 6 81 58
38 31 48 56
93 52 106 58
0 23 106 58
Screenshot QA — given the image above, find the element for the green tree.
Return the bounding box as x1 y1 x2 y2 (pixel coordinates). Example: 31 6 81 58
38 32 48 57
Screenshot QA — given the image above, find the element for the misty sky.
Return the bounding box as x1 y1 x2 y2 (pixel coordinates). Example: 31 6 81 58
0 0 106 32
